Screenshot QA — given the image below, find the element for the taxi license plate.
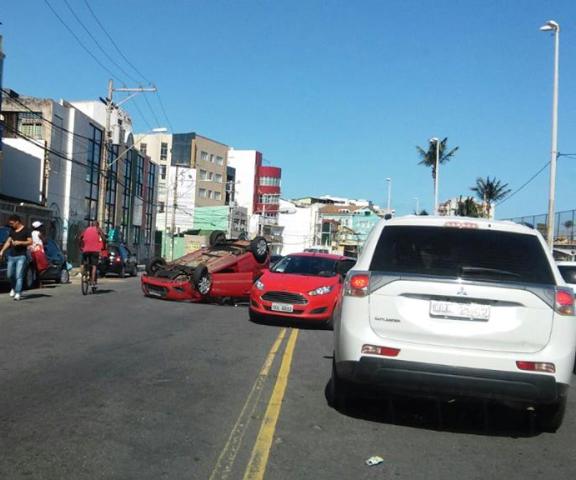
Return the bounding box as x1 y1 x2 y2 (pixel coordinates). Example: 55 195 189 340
271 303 294 313
430 300 490 321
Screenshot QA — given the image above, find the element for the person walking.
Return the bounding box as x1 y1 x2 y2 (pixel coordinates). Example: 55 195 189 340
0 214 33 300
79 221 105 289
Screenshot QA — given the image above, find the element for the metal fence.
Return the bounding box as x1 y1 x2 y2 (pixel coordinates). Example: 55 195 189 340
506 209 576 243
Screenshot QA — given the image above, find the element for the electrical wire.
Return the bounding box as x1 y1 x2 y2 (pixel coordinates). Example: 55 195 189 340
62 0 138 84
43 0 123 83
496 161 551 207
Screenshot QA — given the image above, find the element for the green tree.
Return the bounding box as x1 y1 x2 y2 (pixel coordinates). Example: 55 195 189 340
455 196 480 218
416 137 459 182
470 176 511 218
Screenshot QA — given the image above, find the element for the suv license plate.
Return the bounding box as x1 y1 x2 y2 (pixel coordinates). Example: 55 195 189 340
430 300 490 321
271 303 294 313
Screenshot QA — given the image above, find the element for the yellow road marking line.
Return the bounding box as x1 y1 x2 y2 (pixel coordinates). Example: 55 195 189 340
208 328 287 480
243 328 299 480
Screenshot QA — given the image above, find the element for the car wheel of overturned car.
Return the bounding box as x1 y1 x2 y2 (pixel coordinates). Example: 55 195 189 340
209 230 226 247
193 265 212 296
250 236 269 263
146 257 166 275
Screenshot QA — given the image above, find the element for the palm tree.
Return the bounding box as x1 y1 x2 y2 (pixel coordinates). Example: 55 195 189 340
416 137 459 182
470 176 511 219
455 196 480 218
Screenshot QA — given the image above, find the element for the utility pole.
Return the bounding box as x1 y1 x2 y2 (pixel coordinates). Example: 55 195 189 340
170 165 179 260
40 139 50 206
97 79 156 226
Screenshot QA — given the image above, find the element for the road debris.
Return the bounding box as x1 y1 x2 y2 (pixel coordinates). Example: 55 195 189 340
365 456 384 466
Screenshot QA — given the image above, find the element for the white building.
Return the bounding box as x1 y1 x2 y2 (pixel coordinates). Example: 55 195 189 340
278 199 322 255
227 149 259 216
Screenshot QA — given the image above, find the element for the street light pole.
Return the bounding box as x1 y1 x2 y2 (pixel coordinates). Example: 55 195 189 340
386 177 392 213
430 137 440 215
540 20 560 249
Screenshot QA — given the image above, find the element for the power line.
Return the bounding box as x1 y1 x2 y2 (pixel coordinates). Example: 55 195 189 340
82 0 151 84
62 0 138 84
156 91 175 133
496 161 551 207
43 0 123 83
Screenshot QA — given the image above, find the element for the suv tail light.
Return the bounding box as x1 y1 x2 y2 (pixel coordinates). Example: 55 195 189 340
554 287 574 315
516 361 555 373
345 272 370 297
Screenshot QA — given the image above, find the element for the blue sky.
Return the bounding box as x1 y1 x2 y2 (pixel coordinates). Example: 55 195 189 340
2 0 576 218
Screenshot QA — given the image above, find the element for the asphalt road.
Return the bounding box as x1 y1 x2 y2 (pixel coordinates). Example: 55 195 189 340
0 277 575 480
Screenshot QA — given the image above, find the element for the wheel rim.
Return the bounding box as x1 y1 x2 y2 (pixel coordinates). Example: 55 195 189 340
198 276 211 295
256 240 267 256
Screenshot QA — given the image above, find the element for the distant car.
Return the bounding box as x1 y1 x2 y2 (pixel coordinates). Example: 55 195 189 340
99 244 138 278
0 227 69 288
141 231 269 302
333 216 576 432
557 261 576 291
250 253 356 327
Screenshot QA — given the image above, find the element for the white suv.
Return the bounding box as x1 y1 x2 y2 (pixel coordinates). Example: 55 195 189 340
333 216 576 431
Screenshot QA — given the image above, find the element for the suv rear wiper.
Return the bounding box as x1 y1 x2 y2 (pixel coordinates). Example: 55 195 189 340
460 266 521 278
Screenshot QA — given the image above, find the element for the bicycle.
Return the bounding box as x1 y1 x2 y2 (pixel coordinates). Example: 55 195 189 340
81 257 98 295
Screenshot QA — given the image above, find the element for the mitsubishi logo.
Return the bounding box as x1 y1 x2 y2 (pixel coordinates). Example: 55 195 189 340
456 287 468 296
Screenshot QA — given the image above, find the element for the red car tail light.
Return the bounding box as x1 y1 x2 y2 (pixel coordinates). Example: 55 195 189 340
362 344 400 357
345 272 370 297
516 361 555 374
555 287 574 315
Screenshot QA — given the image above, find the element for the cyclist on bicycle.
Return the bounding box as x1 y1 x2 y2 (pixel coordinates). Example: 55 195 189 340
79 220 105 288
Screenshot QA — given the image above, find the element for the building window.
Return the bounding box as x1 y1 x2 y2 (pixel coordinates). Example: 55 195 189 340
258 194 279 204
85 124 103 221
18 112 43 139
140 143 147 155
207 171 213 181
160 165 166 180
214 191 222 201
158 201 165 213
199 169 208 180
145 163 156 245
160 142 168 161
214 173 223 183
216 156 224 166
135 154 144 197
133 226 141 245
260 176 281 187
121 152 134 239
209 154 214 163
104 145 119 231
200 151 208 161
199 188 207 198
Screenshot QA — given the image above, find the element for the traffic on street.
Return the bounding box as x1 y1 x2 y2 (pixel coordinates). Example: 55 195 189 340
1 267 575 479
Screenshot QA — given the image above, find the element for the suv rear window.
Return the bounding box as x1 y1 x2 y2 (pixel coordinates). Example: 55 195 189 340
370 226 555 285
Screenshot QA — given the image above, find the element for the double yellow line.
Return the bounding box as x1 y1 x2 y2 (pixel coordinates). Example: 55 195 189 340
209 328 300 480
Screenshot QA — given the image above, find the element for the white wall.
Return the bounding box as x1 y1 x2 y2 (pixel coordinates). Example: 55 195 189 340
1 139 43 203
227 149 256 216
278 199 320 255
164 165 196 233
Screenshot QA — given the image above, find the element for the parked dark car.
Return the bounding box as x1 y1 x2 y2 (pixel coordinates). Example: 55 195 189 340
99 244 138 278
0 227 69 288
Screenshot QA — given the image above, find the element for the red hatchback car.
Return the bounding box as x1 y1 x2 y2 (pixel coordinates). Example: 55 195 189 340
250 253 356 327
141 233 269 302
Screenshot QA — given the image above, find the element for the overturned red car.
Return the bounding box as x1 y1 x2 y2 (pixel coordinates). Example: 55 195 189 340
141 231 269 302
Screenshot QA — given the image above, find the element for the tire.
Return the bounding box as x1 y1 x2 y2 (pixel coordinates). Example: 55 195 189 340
146 257 166 276
58 268 70 284
81 272 89 296
537 397 567 432
192 264 212 296
119 265 126 279
250 236 269 264
329 358 352 412
209 230 226 247
131 265 138 277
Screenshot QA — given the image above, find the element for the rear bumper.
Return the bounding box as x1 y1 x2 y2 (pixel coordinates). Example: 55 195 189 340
141 275 201 302
336 357 568 404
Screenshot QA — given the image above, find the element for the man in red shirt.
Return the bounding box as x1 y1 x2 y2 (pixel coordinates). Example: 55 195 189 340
79 221 105 287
